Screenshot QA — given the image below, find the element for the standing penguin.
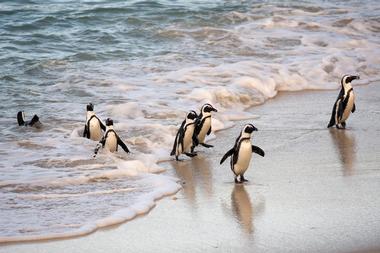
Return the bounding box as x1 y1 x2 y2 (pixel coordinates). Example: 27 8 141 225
170 110 198 161
83 103 106 141
93 118 130 157
192 103 218 152
17 111 42 128
328 75 360 129
220 124 265 184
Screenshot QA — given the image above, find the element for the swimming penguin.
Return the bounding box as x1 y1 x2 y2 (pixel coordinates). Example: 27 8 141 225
328 75 360 129
17 111 42 128
83 103 106 141
191 103 217 152
220 124 265 184
170 110 198 161
93 118 130 157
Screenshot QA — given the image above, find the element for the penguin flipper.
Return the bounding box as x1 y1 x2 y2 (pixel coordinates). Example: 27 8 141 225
352 103 356 113
171 121 185 156
29 115 41 127
327 101 338 128
337 99 345 122
220 148 234 164
17 111 25 126
99 118 106 132
252 145 265 157
207 126 211 136
83 125 88 138
94 138 105 157
117 136 130 153
170 133 178 156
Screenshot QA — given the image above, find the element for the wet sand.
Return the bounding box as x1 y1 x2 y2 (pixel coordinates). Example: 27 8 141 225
1 84 380 253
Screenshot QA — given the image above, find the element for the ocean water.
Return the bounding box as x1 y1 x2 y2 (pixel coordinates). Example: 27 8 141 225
0 0 379 242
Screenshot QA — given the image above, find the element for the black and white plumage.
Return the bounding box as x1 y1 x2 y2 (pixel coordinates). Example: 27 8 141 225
192 103 217 152
83 103 106 141
328 75 360 129
17 111 42 128
94 118 130 157
220 124 265 184
170 110 198 161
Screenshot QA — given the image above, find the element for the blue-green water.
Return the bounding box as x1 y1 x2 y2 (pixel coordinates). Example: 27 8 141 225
0 0 379 242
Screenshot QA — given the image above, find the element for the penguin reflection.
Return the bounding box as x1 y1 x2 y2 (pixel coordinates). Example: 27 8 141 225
231 184 254 234
170 155 213 207
329 129 356 176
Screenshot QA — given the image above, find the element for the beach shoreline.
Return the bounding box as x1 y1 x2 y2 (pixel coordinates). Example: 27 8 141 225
1 84 380 253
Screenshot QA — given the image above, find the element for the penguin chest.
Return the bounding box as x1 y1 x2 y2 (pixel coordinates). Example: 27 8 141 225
183 125 195 152
342 92 355 122
233 141 252 175
105 132 118 152
89 118 102 141
198 118 211 143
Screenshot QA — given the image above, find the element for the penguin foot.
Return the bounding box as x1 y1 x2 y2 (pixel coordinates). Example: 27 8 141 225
185 152 197 158
341 122 346 129
234 177 243 184
200 143 214 148
240 176 249 182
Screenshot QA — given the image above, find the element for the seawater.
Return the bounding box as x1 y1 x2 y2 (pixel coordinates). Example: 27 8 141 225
0 0 379 242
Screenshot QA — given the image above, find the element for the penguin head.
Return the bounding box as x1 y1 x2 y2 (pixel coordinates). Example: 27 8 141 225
30 115 40 126
202 103 218 113
341 75 360 86
86 103 94 111
243 124 258 134
187 110 198 121
17 111 26 126
105 118 114 126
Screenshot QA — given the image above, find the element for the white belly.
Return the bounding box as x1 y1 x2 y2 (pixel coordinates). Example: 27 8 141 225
233 141 252 175
178 124 195 155
105 132 118 152
342 92 355 122
89 118 102 141
183 125 195 152
198 118 211 143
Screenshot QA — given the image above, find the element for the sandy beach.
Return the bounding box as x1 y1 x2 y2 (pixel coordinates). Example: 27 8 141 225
1 83 380 253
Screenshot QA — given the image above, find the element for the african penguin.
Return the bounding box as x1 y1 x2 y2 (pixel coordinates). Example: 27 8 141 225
170 110 198 161
328 75 359 129
94 118 130 157
191 103 217 152
17 111 42 128
83 103 106 141
220 124 265 184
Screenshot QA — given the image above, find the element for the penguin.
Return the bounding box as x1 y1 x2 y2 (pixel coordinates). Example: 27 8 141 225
220 124 265 184
17 111 42 128
191 103 218 152
93 118 130 157
83 103 106 141
170 110 198 161
328 75 360 129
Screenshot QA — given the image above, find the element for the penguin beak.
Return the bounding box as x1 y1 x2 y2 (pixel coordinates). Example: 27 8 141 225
253 126 258 131
347 75 360 83
212 108 218 112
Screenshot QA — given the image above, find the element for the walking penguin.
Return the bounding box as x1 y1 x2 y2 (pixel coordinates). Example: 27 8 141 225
83 103 106 141
93 118 130 157
191 103 217 152
17 111 42 128
170 110 198 161
328 75 360 129
220 124 265 184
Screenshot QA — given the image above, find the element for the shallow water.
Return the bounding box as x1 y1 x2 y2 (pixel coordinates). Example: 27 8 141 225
0 0 379 242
